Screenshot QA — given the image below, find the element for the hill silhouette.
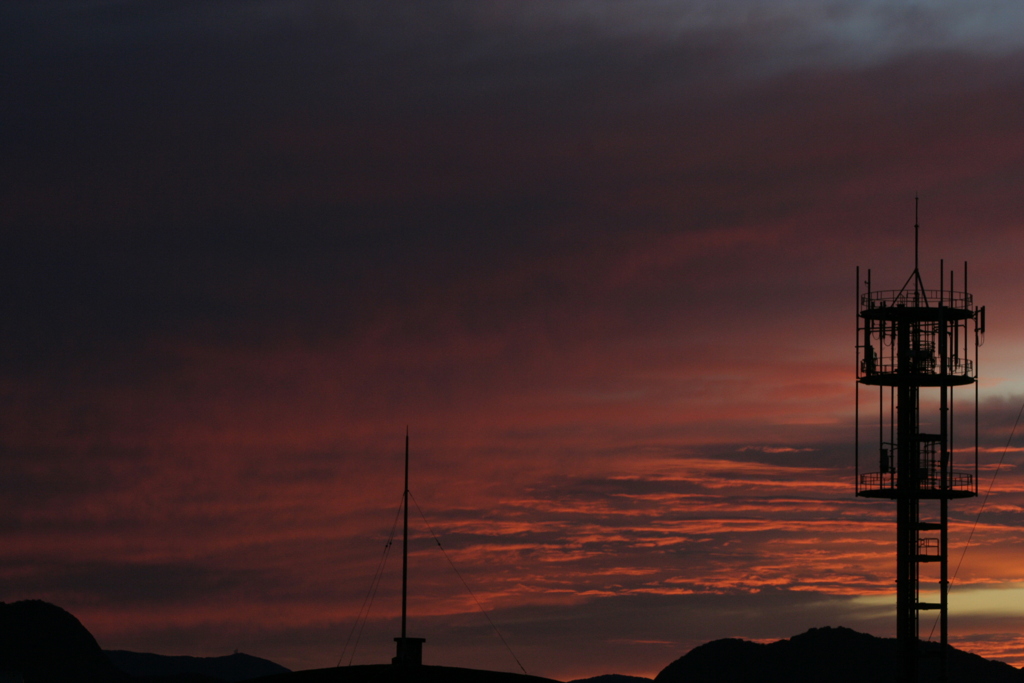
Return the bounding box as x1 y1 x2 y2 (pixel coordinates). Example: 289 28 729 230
654 626 1024 683
0 600 286 683
6 601 1024 683
0 600 126 683
248 664 560 683
105 651 289 682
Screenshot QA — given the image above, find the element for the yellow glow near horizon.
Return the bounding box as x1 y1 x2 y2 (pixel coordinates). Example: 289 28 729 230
852 582 1024 618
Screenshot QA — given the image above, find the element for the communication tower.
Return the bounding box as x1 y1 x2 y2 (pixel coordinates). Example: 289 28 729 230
394 430 425 666
855 206 985 683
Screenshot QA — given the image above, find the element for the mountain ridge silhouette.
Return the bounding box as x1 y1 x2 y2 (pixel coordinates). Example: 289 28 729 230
104 650 289 682
4 601 1024 683
0 600 285 683
654 625 1024 683
0 599 125 683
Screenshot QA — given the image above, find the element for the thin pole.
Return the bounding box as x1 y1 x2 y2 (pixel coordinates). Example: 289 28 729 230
940 259 944 307
856 266 860 492
402 428 409 639
965 262 969 361
939 293 949 683
914 196 919 273
950 269 955 466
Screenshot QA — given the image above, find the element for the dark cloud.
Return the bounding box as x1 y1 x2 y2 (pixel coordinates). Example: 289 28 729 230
3 559 273 606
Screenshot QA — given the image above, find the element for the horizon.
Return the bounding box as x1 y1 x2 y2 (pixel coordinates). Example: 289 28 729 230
5 2 1024 681
4 600 1014 682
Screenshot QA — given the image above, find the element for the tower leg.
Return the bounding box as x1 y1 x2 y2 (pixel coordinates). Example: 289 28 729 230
897 494 918 683
895 325 918 683
941 495 948 683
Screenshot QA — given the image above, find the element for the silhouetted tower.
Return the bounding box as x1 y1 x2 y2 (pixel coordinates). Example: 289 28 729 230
855 204 984 683
393 429 425 666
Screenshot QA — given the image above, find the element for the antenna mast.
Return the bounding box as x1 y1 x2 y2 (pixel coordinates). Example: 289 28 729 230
393 429 425 667
402 427 409 639
915 195 919 273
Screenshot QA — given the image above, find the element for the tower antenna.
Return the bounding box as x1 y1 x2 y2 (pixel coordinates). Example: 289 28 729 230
402 427 408 639
393 429 425 666
855 219 982 683
914 195 919 273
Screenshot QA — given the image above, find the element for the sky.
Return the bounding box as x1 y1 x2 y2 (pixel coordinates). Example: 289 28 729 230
4 1 1024 680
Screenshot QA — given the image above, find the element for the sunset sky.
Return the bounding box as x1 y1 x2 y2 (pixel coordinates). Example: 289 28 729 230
6 1 1024 680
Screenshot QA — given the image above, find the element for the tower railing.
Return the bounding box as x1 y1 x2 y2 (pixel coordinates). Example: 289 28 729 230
858 471 974 494
860 357 973 378
862 289 973 310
